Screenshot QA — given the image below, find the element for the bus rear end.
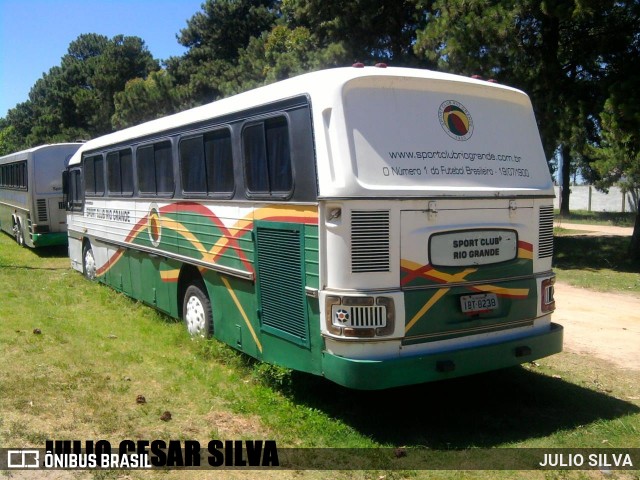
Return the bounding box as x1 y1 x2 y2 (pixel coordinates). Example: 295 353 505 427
315 68 561 389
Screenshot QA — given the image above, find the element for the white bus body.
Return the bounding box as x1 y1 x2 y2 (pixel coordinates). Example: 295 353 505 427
65 67 561 389
0 143 82 247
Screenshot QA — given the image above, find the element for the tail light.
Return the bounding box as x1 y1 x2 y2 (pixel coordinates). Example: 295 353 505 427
541 277 556 313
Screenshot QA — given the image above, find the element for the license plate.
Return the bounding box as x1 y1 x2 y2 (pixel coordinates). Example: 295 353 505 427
460 293 498 314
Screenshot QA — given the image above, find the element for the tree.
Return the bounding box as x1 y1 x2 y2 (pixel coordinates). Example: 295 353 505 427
112 70 185 129
0 33 159 147
589 1 640 261
166 0 280 105
413 0 630 215
0 119 22 156
591 96 640 261
282 0 428 66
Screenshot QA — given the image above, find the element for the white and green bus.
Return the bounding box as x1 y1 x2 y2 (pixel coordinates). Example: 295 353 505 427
0 143 82 247
65 66 561 389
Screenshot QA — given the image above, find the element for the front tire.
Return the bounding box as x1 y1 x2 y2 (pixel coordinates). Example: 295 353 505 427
83 243 97 280
182 282 213 338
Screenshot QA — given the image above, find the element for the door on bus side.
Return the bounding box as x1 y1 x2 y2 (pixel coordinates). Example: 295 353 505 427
64 167 84 269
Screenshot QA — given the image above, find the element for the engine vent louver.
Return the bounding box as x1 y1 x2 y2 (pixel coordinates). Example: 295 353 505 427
538 205 554 258
351 210 390 273
256 225 309 346
36 199 48 223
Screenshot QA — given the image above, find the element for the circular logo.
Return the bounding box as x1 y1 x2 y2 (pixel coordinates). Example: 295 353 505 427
439 100 474 141
148 205 161 247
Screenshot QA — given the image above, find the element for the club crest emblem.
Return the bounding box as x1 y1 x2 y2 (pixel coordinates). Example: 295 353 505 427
439 100 474 141
148 205 161 247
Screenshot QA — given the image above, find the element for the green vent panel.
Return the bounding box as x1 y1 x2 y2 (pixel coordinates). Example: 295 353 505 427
256 223 309 347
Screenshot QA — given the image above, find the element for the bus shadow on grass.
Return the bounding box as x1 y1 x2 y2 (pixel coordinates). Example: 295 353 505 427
0 245 69 270
287 366 640 448
33 244 69 258
554 235 638 273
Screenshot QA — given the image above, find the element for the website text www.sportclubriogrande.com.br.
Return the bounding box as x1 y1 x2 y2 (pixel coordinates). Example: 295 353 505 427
384 150 530 178
388 150 522 162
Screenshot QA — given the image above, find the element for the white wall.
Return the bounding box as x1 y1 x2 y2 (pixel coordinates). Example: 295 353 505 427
553 186 636 212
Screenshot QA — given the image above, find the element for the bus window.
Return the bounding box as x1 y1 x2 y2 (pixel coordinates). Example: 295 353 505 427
137 141 174 196
243 116 292 195
155 142 174 195
265 117 291 192
180 129 234 196
65 168 83 211
204 129 233 194
84 154 104 196
107 148 133 196
179 136 207 194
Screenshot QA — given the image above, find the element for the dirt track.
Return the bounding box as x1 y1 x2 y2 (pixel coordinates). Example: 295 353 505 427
554 282 640 371
552 222 639 371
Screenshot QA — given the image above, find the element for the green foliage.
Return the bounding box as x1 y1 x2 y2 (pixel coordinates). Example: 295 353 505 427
413 0 640 218
112 70 186 129
0 120 22 156
165 0 281 105
0 33 158 149
1 0 639 219
283 0 427 66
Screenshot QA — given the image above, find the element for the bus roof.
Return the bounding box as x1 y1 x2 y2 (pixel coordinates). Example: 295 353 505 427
1 143 84 163
67 66 523 167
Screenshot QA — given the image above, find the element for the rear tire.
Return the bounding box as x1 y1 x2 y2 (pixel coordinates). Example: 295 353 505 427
182 282 213 338
14 220 25 247
83 243 97 280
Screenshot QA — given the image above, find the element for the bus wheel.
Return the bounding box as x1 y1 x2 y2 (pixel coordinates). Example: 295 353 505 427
14 220 25 247
182 282 213 338
83 243 97 280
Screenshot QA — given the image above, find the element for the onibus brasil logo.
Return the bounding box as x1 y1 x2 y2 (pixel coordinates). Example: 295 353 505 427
439 100 474 141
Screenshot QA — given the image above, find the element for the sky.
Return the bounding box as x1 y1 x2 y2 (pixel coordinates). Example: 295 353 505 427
0 0 205 117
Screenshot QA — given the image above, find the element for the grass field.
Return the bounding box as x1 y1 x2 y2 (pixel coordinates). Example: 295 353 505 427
553 209 640 294
555 210 637 228
0 232 639 479
554 234 640 293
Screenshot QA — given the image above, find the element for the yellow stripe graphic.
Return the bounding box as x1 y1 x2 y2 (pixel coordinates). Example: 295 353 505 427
470 284 529 297
221 276 263 353
405 288 449 334
160 217 207 256
405 268 476 334
159 269 180 281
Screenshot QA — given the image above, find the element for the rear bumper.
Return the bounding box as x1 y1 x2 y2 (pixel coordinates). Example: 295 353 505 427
32 232 68 247
321 322 563 390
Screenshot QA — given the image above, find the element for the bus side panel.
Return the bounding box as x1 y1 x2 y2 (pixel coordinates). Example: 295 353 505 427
208 273 262 361
103 245 130 293
256 223 323 375
127 249 177 316
0 202 16 237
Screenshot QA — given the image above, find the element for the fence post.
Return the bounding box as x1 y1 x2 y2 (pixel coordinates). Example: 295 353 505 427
588 185 592 212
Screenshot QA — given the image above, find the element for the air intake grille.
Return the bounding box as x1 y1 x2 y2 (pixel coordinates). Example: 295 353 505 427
351 210 390 273
538 205 554 258
256 225 308 346
333 305 387 328
36 199 48 222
